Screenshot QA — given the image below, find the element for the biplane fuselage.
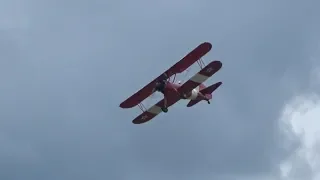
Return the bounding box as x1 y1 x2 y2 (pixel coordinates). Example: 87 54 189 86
161 81 211 101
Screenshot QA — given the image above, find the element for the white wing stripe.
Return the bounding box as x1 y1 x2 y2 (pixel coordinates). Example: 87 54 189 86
147 105 162 114
190 73 209 83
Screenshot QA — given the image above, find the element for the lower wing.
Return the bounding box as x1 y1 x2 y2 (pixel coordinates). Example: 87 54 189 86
132 96 180 124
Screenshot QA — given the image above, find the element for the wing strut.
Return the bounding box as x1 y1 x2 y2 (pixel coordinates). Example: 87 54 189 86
181 58 206 83
138 103 147 112
168 73 177 83
197 58 206 69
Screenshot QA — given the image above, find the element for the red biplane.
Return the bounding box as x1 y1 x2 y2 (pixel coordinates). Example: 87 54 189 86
120 42 223 124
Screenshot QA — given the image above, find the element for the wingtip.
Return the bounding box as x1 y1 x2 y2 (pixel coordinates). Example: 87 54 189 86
119 103 124 108
200 42 212 50
132 119 146 124
132 121 140 124
119 103 129 109
212 60 222 69
202 42 212 46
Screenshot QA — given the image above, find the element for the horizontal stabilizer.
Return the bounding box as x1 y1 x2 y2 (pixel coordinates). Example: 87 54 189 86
186 99 202 107
200 81 222 95
186 82 222 107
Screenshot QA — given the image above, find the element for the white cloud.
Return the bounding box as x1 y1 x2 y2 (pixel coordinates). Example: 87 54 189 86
278 57 320 180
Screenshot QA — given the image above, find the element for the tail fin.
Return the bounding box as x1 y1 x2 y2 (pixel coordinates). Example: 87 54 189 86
187 82 222 107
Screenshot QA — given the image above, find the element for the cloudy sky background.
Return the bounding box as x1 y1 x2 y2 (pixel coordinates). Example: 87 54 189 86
0 0 320 179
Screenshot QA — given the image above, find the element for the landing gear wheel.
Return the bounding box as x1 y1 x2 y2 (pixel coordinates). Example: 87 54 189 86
161 107 168 113
207 100 210 104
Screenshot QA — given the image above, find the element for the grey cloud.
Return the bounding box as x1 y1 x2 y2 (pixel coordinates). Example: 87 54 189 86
0 0 320 179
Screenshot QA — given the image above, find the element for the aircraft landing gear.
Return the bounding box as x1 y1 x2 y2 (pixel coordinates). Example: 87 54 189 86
161 107 168 113
207 100 210 104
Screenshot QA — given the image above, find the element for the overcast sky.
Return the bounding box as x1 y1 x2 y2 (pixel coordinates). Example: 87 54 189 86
0 0 320 180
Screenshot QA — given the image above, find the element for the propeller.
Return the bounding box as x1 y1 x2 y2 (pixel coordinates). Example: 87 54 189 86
151 72 169 93
146 72 169 105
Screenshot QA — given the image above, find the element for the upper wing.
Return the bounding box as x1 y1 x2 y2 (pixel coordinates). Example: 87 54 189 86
132 95 181 124
120 42 212 109
170 42 212 73
178 61 222 94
